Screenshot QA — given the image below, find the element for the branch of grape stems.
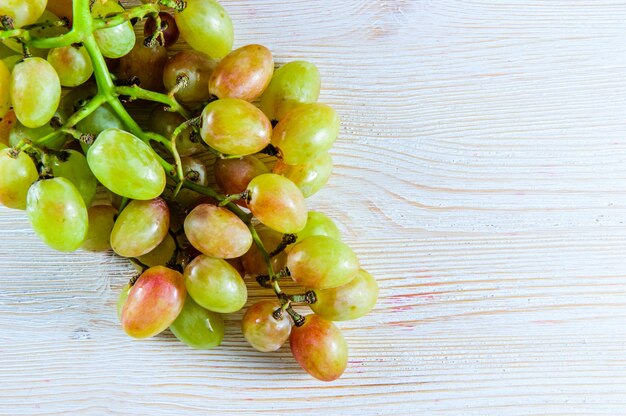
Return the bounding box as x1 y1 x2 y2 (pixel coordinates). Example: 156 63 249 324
92 3 160 30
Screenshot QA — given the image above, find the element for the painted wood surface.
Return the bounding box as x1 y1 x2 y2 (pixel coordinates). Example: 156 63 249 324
2 1 626 414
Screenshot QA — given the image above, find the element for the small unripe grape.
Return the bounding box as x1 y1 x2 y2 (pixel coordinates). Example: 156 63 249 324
0 60 10 118
175 0 233 59
241 225 287 276
170 296 225 349
184 255 247 313
246 174 307 234
287 236 359 289
290 315 348 382
47 45 93 87
0 148 39 210
144 12 180 48
273 153 333 198
110 198 170 258
82 205 118 252
50 150 97 207
310 269 378 321
242 300 291 352
184 204 252 259
271 103 339 165
121 266 186 339
163 51 217 105
209 44 274 102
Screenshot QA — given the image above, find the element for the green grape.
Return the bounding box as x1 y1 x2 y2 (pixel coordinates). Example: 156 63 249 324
61 85 125 137
271 103 339 165
0 43 14 60
184 255 247 313
2 55 22 72
287 235 359 290
214 155 269 199
26 177 88 252
175 0 233 59
0 143 6 150
310 269 378 321
47 45 93 87
0 59 11 119
241 225 287 276
148 106 202 157
9 119 67 151
82 205 118 252
246 173 307 234
116 284 131 320
0 148 39 209
291 211 341 249
10 57 61 128
162 50 217 105
117 43 168 92
184 204 252 259
110 198 170 258
209 44 274 102
273 153 333 198
137 233 176 267
87 128 166 200
259 60 321 121
241 300 291 352
170 296 225 349
0 1 47 30
121 266 186 339
200 98 271 156
50 150 97 206
170 156 208 207
290 314 348 382
92 0 136 59
3 11 68 58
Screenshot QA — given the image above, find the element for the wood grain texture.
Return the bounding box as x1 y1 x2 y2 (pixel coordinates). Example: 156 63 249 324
2 0 626 414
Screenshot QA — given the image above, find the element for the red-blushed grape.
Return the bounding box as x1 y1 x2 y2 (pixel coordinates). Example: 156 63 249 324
290 211 341 250
259 60 321 121
246 173 307 234
47 45 93 87
289 314 348 382
184 255 247 313
310 269 378 321
50 150 97 207
241 225 287 276
242 300 291 352
26 177 88 252
117 42 168 92
10 57 61 128
87 128 166 200
144 12 180 48
170 156 209 207
271 103 340 165
9 119 68 151
175 0 233 59
0 110 16 146
46 0 73 23
0 60 9 118
92 0 136 59
148 106 202 156
116 284 131 319
169 296 225 349
200 98 271 156
184 204 252 258
137 233 177 268
273 153 333 198
287 235 359 289
0 148 39 210
214 155 269 198
162 50 217 105
121 266 186 339
209 44 274 102
82 205 118 252
110 198 170 258
0 0 47 28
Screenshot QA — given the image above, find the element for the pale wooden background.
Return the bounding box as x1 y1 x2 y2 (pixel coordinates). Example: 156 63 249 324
2 0 626 414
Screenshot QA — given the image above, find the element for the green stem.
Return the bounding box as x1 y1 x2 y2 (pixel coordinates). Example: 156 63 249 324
115 86 189 118
92 4 160 30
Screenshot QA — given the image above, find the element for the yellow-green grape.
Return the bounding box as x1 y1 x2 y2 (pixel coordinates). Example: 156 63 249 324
200 98 271 156
0 60 10 118
259 61 321 121
110 198 170 258
287 236 359 290
10 57 61 128
171 157 208 207
50 150 97 206
0 43 14 59
3 11 68 58
246 173 307 234
0 148 39 209
241 300 291 352
61 85 125 137
87 128 166 200
137 233 176 268
170 296 225 349
273 153 333 198
0 0 47 29
209 44 274 102
26 177 89 252
184 255 247 313
91 0 136 59
9 119 67 151
175 0 233 59
184 204 252 259
310 269 378 321
291 211 341 249
2 55 22 72
82 205 118 252
47 45 93 87
116 284 131 320
271 103 340 165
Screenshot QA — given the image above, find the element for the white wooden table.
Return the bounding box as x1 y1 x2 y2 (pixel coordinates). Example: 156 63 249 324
2 1 626 414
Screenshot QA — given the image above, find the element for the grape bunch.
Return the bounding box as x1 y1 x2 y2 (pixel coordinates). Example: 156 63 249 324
0 0 378 382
